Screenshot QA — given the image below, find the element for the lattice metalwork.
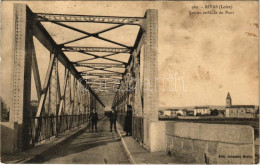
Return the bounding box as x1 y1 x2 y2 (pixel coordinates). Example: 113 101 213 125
74 63 125 68
81 73 122 77
35 13 144 25
63 47 131 53
64 71 71 115
71 78 77 115
49 58 59 116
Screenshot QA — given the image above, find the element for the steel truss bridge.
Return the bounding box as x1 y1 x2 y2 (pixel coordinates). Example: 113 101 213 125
10 3 158 150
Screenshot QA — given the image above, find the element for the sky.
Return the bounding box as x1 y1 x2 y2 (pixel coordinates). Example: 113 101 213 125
1 1 259 108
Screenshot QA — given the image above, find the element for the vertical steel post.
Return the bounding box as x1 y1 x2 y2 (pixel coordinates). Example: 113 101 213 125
49 58 58 115
133 54 142 116
64 71 71 115
143 9 158 149
49 58 58 136
10 4 33 150
73 78 77 115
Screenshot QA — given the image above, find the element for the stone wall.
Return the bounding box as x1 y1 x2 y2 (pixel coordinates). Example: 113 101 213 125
165 122 255 164
1 122 18 154
149 121 167 152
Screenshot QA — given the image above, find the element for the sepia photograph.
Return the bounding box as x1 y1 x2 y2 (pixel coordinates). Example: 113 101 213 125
0 0 259 164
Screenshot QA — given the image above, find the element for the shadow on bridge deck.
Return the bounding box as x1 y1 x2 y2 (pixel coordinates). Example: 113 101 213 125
2 118 130 164
27 117 129 164
3 117 181 164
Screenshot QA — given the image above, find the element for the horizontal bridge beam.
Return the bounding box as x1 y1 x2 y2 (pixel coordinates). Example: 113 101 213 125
99 94 116 96
87 81 120 85
91 87 117 89
63 46 131 53
85 79 121 83
74 63 126 68
81 73 122 76
93 89 119 92
89 84 120 87
35 13 144 25
99 92 116 94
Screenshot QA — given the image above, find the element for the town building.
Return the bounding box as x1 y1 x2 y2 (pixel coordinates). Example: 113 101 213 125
194 106 210 116
163 109 178 117
177 109 187 116
225 92 255 118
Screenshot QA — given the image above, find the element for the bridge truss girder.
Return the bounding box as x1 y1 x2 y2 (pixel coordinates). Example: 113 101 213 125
10 4 105 150
111 10 158 149
10 3 158 151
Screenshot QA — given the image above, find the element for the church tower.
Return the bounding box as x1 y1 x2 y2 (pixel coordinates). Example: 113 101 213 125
226 92 232 107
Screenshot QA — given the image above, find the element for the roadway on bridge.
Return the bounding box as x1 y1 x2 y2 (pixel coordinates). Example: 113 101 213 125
32 118 130 164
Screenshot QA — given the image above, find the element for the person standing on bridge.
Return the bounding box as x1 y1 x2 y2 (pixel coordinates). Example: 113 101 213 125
124 105 132 136
109 109 117 132
90 109 99 132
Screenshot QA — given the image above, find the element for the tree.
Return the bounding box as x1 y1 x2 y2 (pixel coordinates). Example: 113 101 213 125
210 109 219 116
30 100 39 117
1 96 9 121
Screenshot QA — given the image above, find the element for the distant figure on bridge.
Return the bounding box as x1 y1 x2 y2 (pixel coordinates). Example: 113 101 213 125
90 109 99 132
109 109 117 132
124 105 132 136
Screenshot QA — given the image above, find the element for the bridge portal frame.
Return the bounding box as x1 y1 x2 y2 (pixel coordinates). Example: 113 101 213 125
10 3 158 151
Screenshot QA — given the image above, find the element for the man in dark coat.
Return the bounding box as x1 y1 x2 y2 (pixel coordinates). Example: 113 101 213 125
124 105 132 136
90 109 98 132
109 109 117 132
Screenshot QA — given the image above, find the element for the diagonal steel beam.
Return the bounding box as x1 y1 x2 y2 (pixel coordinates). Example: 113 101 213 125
74 51 127 64
49 21 129 48
59 24 124 45
80 65 123 74
33 20 105 107
59 35 90 46
36 52 56 117
31 41 42 101
73 52 123 63
72 52 119 63
120 28 144 81
35 15 130 52
35 13 144 25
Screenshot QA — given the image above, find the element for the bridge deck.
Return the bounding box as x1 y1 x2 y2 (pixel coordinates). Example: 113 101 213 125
28 118 130 164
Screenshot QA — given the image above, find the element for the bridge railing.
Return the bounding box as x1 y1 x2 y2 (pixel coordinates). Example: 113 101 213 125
29 114 89 145
117 112 125 126
132 116 143 143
